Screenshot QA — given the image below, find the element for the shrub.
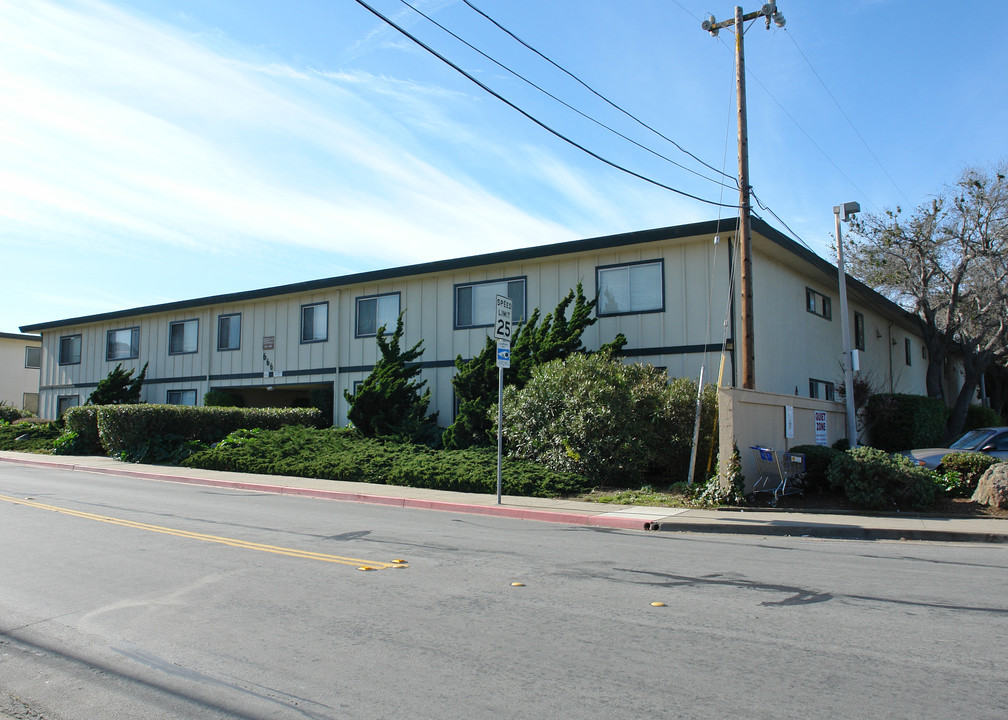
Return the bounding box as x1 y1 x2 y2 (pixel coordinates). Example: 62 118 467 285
963 404 1005 432
183 425 589 498
863 393 948 451
0 402 32 423
97 405 325 462
827 445 938 510
88 363 147 405
204 389 245 407
0 421 61 453
501 352 717 485
788 444 841 494
61 406 101 454
937 452 1000 497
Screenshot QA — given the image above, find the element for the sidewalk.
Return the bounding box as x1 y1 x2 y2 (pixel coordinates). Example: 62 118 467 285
2 451 1006 543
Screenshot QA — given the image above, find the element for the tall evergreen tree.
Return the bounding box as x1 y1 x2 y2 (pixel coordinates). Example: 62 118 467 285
344 312 439 444
442 282 625 449
87 363 148 405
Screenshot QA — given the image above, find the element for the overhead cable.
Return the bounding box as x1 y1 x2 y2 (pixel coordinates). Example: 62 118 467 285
396 0 733 189
461 0 736 186
350 0 738 208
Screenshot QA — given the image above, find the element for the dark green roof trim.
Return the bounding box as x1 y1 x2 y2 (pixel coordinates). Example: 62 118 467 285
1 332 41 341
19 218 916 332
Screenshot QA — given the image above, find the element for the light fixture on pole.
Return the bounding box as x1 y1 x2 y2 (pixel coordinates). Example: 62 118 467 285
700 3 785 390
834 201 860 448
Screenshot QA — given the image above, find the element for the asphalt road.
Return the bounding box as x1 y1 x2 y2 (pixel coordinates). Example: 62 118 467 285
2 463 1007 719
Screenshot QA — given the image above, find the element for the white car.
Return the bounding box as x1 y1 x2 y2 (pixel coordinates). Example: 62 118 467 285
902 426 1008 470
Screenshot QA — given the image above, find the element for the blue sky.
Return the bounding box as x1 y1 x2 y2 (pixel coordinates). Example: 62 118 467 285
4 0 1006 333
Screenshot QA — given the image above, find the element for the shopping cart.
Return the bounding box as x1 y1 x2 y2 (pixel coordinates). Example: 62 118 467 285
749 446 806 507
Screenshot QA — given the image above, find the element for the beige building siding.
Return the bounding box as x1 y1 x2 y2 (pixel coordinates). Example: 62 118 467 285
23 220 929 427
0 333 41 412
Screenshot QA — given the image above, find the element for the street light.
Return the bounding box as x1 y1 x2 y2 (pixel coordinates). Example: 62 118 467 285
834 201 860 448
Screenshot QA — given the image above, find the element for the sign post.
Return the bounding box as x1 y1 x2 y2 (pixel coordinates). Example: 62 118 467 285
494 294 513 504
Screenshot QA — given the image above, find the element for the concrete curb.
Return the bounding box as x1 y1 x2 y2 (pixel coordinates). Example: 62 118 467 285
643 519 1008 543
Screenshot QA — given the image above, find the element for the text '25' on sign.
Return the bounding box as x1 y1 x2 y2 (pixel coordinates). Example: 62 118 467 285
494 294 513 341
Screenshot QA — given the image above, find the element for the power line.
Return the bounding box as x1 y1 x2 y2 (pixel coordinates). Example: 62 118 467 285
460 0 736 185
395 0 734 189
349 0 739 208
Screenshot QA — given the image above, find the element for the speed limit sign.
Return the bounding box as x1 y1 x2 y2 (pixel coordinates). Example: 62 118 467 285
494 294 512 341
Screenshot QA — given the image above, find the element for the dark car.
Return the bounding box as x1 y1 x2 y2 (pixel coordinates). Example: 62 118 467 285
902 426 1008 470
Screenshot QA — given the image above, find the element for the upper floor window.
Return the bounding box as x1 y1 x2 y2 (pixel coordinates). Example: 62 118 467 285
25 346 41 369
854 312 865 351
806 288 832 320
301 301 329 343
596 260 664 316
169 319 199 355
59 334 81 365
355 293 399 337
809 378 835 401
217 313 241 351
106 327 140 361
455 278 526 329
167 389 197 406
905 338 912 366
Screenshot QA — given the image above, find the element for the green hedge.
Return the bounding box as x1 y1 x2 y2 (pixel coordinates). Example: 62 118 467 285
863 393 948 452
788 444 841 494
938 452 1001 497
59 406 102 454
97 405 325 462
963 404 1005 432
183 425 590 498
827 445 938 510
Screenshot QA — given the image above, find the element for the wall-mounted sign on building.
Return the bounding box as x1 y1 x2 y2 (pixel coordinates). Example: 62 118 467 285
263 336 275 350
814 410 828 446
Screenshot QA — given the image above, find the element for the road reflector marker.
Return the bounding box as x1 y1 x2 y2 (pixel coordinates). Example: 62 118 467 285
650 602 666 607
511 582 525 587
392 559 407 564
357 566 375 571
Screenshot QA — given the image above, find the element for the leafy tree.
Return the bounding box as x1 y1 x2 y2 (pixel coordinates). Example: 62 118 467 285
87 363 148 405
344 311 438 444
847 161 1008 442
442 282 626 449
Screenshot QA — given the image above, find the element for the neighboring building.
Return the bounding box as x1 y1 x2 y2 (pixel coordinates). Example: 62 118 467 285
0 332 42 415
20 218 928 423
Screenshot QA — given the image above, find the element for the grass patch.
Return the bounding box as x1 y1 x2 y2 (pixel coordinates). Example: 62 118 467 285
578 482 700 508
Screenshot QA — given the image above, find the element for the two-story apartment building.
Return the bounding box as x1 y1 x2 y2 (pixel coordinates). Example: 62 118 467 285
0 332 42 414
21 218 928 424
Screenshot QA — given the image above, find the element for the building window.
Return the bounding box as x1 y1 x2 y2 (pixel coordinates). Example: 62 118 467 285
59 334 81 365
56 395 79 416
23 393 39 414
809 378 835 401
854 312 865 351
455 278 526 329
106 327 140 361
169 319 199 355
217 313 241 351
25 346 41 369
301 302 329 343
905 338 912 366
167 389 197 406
596 260 664 316
806 288 832 320
355 293 399 337
922 345 928 360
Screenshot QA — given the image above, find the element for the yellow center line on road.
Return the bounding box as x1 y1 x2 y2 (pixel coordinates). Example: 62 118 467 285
0 493 404 569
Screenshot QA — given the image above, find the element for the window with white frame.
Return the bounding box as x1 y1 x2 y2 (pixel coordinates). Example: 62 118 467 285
106 327 140 361
355 293 399 337
596 260 664 316
169 319 199 355
809 378 835 401
217 313 241 351
56 395 79 416
25 346 41 369
167 389 197 406
455 278 526 329
59 334 81 365
301 302 329 343
806 288 832 320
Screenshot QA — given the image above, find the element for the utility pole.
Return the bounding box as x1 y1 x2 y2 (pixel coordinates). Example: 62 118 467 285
702 3 785 390
834 201 860 447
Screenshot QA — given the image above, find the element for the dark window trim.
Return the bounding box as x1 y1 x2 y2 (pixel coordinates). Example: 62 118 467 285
166 388 198 405
854 311 865 351
217 313 242 352
106 326 140 361
301 301 330 344
453 275 527 330
595 258 666 317
58 334 82 366
354 292 400 338
168 318 200 356
806 288 832 320
56 394 80 415
809 377 835 401
905 337 912 366
25 345 41 369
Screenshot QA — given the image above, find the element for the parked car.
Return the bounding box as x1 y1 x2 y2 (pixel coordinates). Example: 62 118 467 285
902 427 1008 470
